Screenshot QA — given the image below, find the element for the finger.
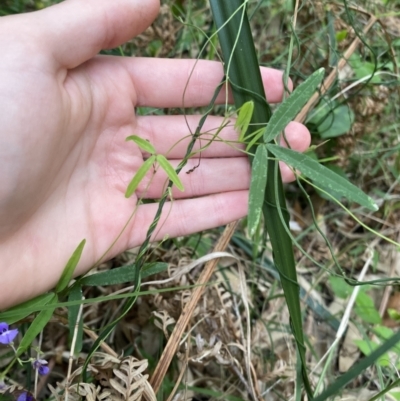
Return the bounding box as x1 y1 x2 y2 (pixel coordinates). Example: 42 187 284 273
130 191 248 246
278 121 311 182
136 157 250 199
31 0 159 69
135 116 310 159
136 115 243 158
279 121 311 151
123 58 290 107
133 124 308 199
135 148 298 201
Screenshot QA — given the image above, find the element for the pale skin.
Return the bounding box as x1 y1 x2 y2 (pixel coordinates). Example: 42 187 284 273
0 0 310 309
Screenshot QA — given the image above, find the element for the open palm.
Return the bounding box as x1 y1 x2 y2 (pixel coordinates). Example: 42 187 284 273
0 0 310 309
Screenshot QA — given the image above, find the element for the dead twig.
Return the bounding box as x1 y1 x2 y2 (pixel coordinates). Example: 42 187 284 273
150 221 239 394
295 14 378 123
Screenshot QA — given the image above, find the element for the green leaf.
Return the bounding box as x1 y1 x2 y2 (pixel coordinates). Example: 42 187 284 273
315 164 348 200
349 53 381 84
354 339 390 366
125 155 156 198
310 103 354 139
336 29 348 42
186 234 213 258
248 145 268 236
374 325 396 341
78 262 168 287
244 127 264 152
156 154 184 191
16 294 58 357
55 239 86 293
68 285 84 356
0 293 55 324
141 262 169 279
388 308 400 322
355 291 381 324
264 68 325 143
313 329 400 401
210 1 312 395
329 276 351 299
235 101 254 142
266 144 379 211
126 135 156 154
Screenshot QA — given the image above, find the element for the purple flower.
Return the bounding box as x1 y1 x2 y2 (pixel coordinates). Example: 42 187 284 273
32 358 49 375
17 392 34 401
0 322 18 345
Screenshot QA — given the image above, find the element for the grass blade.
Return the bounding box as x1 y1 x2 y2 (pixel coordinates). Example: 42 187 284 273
78 262 168 287
0 293 55 324
16 293 58 356
55 239 86 293
313 329 400 401
210 0 312 395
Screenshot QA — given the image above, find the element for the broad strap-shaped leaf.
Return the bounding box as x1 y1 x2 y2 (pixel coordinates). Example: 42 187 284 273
156 154 184 191
235 101 254 142
210 1 313 395
266 144 379 211
264 68 325 143
126 135 156 154
16 293 58 356
125 155 156 198
55 239 86 293
78 262 168 287
248 145 268 236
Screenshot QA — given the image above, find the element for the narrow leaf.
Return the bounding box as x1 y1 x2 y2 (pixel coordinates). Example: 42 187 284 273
266 144 379 211
264 68 325 143
125 155 156 198
126 135 156 154
0 293 56 324
141 262 169 279
68 285 84 356
16 294 58 356
313 329 400 401
248 145 268 236
156 155 184 191
78 262 168 287
235 101 254 142
55 239 86 293
244 127 264 151
210 1 313 395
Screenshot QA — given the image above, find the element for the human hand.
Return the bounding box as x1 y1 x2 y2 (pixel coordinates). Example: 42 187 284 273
0 0 310 309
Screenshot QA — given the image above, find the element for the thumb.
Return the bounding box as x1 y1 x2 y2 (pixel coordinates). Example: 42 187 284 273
18 0 160 70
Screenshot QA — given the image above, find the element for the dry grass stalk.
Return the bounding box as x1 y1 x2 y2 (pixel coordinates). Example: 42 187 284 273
149 221 239 394
148 10 380 397
295 14 378 123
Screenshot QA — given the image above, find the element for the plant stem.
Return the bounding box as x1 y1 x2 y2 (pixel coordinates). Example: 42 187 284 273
209 0 312 396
